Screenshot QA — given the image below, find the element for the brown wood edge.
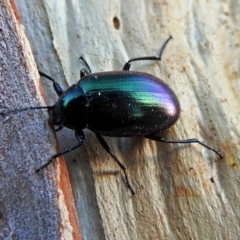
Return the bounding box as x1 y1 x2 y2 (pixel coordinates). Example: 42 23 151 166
8 0 82 239
58 158 82 240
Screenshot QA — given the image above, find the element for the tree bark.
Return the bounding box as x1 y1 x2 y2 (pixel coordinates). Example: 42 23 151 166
6 0 240 239
0 0 81 239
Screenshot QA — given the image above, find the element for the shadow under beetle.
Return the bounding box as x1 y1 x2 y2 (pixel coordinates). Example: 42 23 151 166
33 36 222 195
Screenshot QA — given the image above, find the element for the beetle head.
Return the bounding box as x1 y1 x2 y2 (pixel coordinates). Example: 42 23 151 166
51 84 87 131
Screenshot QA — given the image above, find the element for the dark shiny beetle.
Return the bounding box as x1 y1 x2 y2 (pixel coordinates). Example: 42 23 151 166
37 36 222 194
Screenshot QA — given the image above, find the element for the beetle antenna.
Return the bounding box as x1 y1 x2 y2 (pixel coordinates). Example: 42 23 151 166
0 106 53 115
28 106 53 110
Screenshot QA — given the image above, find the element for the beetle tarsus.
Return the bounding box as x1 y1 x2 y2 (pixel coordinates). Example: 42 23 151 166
145 135 223 159
36 130 85 172
109 151 136 195
95 133 135 195
157 35 172 60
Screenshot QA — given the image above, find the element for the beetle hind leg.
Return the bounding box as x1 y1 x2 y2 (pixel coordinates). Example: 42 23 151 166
122 36 172 71
95 133 135 195
145 135 223 159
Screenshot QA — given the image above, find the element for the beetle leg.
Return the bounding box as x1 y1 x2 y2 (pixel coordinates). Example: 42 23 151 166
79 56 92 74
54 125 63 132
36 130 85 172
95 133 135 195
122 36 172 71
145 135 223 159
80 68 89 78
39 71 64 96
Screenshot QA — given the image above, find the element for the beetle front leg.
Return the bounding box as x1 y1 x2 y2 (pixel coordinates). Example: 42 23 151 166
36 130 85 172
79 56 92 75
95 133 135 195
39 71 64 96
145 135 223 159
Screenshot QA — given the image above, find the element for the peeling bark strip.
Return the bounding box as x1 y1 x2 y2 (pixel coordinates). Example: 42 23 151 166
0 0 81 239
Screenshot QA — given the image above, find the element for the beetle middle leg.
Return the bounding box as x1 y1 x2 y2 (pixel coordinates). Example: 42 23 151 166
95 133 135 195
122 36 172 71
145 135 223 158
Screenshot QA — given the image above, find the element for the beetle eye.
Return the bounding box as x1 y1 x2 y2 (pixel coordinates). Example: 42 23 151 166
51 106 62 126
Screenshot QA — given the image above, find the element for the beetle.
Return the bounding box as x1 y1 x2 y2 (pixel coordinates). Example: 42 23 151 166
18 36 223 194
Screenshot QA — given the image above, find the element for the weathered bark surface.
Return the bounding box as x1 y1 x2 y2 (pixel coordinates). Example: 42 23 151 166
0 0 81 239
4 0 240 239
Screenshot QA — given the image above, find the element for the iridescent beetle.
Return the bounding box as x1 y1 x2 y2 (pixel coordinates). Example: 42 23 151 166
12 37 223 194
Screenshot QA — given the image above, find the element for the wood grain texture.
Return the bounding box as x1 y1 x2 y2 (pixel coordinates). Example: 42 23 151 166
13 0 240 239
